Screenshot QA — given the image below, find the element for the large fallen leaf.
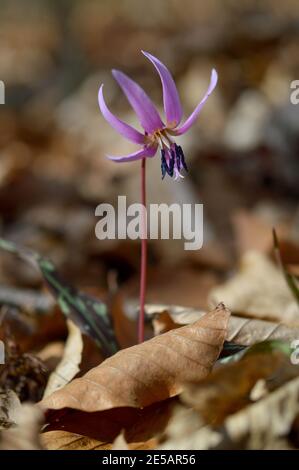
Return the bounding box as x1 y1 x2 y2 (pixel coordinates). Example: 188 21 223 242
209 251 299 325
42 320 83 398
151 310 245 360
145 304 299 346
39 304 229 413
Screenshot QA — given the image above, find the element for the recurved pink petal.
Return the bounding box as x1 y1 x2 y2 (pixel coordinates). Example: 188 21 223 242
112 69 164 134
142 51 182 128
174 69 218 136
107 145 157 163
98 85 145 144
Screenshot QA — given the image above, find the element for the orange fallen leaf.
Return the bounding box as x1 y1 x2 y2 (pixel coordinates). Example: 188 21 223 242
39 304 230 413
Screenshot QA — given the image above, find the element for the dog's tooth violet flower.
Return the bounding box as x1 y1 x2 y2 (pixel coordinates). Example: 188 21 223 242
98 51 218 180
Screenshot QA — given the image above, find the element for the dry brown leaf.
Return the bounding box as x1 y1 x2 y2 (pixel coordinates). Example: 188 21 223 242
41 430 109 450
42 429 157 450
182 351 299 426
226 315 299 346
145 304 299 346
42 320 83 398
39 304 229 413
209 251 299 325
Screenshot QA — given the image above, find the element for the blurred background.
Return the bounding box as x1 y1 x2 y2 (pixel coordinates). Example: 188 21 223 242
0 0 299 312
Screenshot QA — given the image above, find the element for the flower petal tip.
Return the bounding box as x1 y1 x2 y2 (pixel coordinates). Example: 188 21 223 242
142 50 182 127
141 50 153 59
97 84 104 103
172 68 218 136
210 69 218 89
111 69 124 84
98 85 104 110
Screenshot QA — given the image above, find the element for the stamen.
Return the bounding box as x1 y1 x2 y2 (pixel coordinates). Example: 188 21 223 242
175 144 188 172
160 148 174 179
161 149 166 179
174 145 181 171
169 149 175 176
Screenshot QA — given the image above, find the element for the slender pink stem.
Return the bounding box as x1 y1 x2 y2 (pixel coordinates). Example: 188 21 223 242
138 158 147 343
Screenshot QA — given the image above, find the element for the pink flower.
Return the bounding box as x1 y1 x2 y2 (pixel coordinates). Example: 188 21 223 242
98 51 218 180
